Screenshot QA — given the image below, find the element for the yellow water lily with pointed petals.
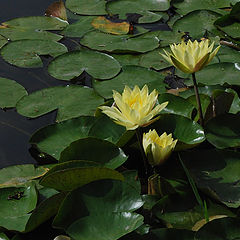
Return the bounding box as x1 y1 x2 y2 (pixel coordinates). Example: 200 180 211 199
143 129 177 166
99 85 168 130
161 40 220 73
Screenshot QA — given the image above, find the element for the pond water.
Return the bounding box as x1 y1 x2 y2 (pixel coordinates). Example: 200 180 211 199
0 0 65 168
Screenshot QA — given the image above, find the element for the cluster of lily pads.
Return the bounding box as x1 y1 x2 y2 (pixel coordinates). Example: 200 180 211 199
0 0 240 239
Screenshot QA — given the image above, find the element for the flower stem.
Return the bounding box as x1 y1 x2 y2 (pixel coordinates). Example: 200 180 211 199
136 128 151 178
192 73 204 126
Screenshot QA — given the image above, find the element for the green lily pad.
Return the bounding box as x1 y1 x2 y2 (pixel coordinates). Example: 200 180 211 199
196 63 240 86
65 0 106 15
173 10 220 39
40 163 124 191
0 182 37 231
2 16 67 30
182 149 240 208
0 164 48 188
25 192 66 232
0 35 7 49
195 217 240 240
0 78 27 109
107 0 170 20
149 114 205 149
53 179 144 240
205 113 240 148
157 31 186 47
1 39 67 68
138 11 165 24
30 116 96 160
173 0 233 15
218 22 240 39
94 65 166 99
216 45 240 63
59 137 128 169
48 50 121 80
158 93 195 118
139 47 172 70
16 85 104 122
61 16 95 38
0 16 67 41
80 31 159 53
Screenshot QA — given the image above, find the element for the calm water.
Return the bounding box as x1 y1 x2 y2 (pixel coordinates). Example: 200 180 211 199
0 0 67 168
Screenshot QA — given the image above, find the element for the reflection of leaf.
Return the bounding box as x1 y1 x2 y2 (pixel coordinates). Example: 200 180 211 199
1 40 67 68
0 77 27 109
92 16 129 35
45 0 67 21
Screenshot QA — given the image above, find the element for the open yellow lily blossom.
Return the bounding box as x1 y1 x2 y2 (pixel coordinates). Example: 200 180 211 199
143 129 177 166
161 40 220 73
99 85 168 130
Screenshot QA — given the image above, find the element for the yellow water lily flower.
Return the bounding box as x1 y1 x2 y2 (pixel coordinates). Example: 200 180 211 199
161 40 220 73
143 129 177 166
99 85 168 130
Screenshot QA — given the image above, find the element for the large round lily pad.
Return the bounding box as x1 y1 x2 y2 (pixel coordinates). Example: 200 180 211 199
53 179 144 240
65 0 106 15
16 85 104 122
30 116 96 160
173 10 220 39
48 50 121 80
94 65 166 99
0 78 27 109
1 39 68 68
80 31 159 53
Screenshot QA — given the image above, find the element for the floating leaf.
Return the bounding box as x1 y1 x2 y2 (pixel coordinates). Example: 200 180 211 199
157 31 186 47
80 31 159 53
59 137 128 169
205 113 240 148
107 0 170 22
182 149 240 208
0 233 9 240
25 192 66 232
16 85 104 122
0 183 37 231
0 164 48 188
53 179 144 240
0 16 67 41
0 78 27 109
173 10 220 39
158 93 195 118
94 65 166 99
173 0 233 15
61 16 95 38
91 16 130 35
48 50 121 80
216 45 240 63
0 35 8 48
149 114 205 150
1 40 67 68
217 22 240 39
66 0 106 15
30 116 96 160
45 0 67 21
40 164 124 191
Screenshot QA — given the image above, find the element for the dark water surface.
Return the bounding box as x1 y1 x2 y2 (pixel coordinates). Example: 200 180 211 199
0 0 66 168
